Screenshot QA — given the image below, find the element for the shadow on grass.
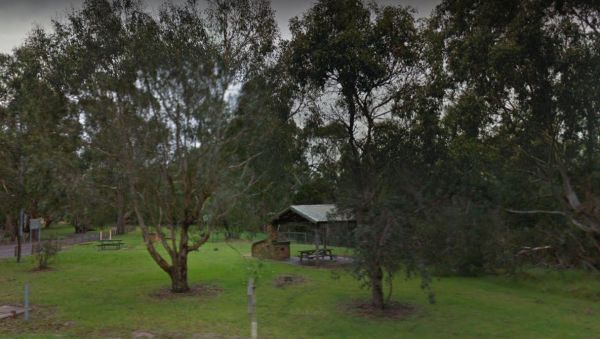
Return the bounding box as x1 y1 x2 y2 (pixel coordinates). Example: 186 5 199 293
148 283 223 300
341 300 420 320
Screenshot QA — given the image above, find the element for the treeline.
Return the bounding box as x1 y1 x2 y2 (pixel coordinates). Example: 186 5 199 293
1 0 600 307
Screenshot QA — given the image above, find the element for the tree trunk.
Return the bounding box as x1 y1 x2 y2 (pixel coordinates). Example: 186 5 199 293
43 216 54 229
371 264 385 309
4 214 16 240
116 212 126 235
73 218 87 233
115 186 126 235
170 251 190 293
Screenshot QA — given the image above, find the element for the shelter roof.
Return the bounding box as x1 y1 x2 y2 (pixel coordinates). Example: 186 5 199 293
272 204 355 225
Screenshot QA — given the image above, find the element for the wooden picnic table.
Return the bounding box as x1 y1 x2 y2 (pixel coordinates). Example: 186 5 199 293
298 248 336 263
97 239 124 250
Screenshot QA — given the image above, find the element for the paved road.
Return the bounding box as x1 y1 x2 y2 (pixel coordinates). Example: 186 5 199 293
0 232 99 259
0 242 33 259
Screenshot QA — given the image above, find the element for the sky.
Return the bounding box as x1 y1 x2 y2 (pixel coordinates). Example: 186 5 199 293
0 0 440 54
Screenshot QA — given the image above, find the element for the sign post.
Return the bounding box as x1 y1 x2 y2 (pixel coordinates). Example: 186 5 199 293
30 218 42 244
16 209 24 263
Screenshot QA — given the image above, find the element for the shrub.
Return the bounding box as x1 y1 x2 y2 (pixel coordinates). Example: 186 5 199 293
418 198 519 276
33 238 61 269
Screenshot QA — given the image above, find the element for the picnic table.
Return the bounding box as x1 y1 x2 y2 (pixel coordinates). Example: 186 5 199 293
298 248 336 263
97 239 124 250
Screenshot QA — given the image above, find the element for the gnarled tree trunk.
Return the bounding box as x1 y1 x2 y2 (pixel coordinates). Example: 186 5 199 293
170 252 190 293
371 264 385 309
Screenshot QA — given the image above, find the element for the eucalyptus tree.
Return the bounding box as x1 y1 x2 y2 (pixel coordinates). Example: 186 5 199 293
51 0 145 235
287 0 434 308
128 0 277 292
226 59 309 231
0 31 80 238
53 0 277 292
431 0 600 266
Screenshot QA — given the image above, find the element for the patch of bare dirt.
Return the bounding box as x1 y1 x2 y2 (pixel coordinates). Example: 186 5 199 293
297 256 354 269
0 304 73 335
342 300 418 320
192 334 244 339
149 283 223 300
132 330 156 338
273 274 306 288
30 267 55 273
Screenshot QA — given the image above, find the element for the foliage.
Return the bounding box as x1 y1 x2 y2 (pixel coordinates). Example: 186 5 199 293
3 0 600 311
430 0 600 269
287 0 435 309
0 31 81 236
33 237 61 270
45 0 280 292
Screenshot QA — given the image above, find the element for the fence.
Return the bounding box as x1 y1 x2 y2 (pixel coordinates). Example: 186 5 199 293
278 231 353 247
57 232 100 246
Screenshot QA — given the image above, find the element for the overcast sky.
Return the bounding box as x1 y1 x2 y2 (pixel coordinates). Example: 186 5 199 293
0 0 440 54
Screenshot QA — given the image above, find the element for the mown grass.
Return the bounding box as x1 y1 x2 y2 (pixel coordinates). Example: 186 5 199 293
1 232 599 338
41 223 77 240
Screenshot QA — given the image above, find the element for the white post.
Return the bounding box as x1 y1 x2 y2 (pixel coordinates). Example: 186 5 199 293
109 229 112 240
24 282 29 321
100 231 103 241
247 278 257 339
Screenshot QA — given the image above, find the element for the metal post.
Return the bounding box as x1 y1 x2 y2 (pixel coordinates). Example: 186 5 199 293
24 282 29 321
16 209 23 263
247 278 257 339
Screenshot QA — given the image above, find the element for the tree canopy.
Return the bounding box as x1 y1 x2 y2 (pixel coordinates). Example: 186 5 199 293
2 0 600 306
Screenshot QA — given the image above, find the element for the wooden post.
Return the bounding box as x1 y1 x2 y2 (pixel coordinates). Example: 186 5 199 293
247 278 257 339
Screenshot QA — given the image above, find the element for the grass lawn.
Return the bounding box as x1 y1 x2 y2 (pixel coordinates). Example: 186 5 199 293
40 223 80 240
1 232 600 338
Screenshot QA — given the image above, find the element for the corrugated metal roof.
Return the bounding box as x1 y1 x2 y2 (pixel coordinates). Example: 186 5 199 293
284 204 354 223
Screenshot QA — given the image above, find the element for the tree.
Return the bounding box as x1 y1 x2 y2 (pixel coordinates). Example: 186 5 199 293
431 0 600 267
288 0 433 308
50 0 144 235
49 0 277 292
0 30 80 239
226 60 309 232
126 0 278 292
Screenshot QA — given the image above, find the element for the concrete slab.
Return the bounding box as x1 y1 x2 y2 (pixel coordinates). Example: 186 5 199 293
0 305 27 320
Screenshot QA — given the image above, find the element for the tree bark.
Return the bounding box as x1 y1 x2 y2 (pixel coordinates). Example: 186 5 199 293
43 215 54 229
371 264 385 309
115 186 126 235
73 218 87 233
4 214 16 240
170 251 190 293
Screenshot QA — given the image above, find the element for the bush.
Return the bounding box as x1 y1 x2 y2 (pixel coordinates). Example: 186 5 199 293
33 238 61 269
418 198 519 276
